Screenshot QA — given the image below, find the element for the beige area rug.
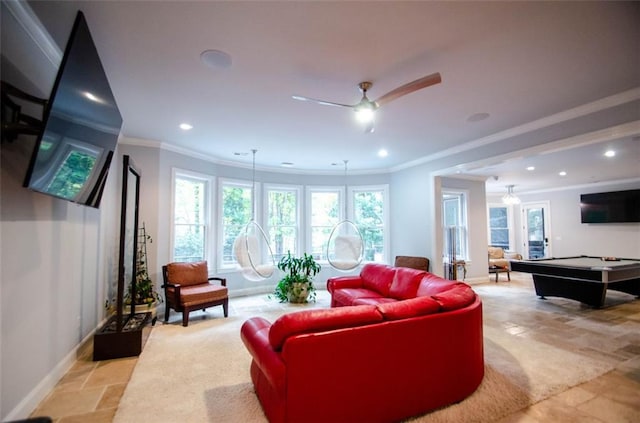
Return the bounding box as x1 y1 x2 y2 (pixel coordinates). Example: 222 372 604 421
114 298 613 423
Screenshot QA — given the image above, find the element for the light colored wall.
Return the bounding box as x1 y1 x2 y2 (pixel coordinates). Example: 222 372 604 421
0 4 120 419
440 176 489 279
488 181 640 259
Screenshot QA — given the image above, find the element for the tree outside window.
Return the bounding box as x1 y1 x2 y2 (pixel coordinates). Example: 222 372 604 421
308 189 340 260
353 189 385 262
266 186 299 261
221 181 253 266
488 206 510 249
173 173 210 262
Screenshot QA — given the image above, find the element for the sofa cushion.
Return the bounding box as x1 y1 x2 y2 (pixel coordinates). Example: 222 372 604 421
389 267 426 299
360 263 396 296
352 297 397 306
376 296 441 321
166 261 208 287
416 273 458 296
430 283 476 311
332 288 385 306
268 305 383 351
174 284 228 307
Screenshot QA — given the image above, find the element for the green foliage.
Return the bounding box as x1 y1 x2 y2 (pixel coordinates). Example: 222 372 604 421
47 151 96 199
272 251 321 303
125 230 163 307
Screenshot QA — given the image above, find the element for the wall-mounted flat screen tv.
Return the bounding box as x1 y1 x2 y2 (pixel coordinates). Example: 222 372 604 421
580 189 640 223
23 11 122 208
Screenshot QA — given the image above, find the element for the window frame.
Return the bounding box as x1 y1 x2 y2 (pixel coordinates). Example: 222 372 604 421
170 168 215 265
263 183 303 261
306 185 344 262
442 189 469 261
217 177 260 272
348 184 389 264
487 202 516 251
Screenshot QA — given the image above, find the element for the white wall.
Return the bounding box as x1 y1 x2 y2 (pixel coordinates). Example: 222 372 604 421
489 181 640 259
0 4 120 418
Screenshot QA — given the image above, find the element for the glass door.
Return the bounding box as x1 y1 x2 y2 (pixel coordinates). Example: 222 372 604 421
522 202 551 259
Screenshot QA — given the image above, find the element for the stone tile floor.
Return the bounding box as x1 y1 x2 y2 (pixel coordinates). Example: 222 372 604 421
30 273 640 422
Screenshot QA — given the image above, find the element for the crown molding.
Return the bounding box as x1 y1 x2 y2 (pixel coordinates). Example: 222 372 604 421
4 0 62 67
390 87 640 173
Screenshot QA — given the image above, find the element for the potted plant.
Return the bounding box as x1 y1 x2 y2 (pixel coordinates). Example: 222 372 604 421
124 225 162 321
273 251 321 303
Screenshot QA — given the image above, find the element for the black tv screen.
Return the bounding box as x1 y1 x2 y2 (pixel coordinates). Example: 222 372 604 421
23 11 122 208
580 189 640 223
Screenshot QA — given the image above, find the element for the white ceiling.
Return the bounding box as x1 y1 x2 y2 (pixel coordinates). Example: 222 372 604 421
16 1 640 193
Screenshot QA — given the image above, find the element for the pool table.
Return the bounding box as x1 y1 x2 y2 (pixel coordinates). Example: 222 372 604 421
510 256 640 308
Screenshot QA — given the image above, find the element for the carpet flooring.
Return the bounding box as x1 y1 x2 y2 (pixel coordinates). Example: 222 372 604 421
114 278 638 423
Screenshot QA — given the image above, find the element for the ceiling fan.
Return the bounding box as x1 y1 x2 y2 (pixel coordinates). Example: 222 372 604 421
292 72 441 133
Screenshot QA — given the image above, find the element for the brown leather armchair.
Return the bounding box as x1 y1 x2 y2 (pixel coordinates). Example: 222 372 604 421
162 261 228 326
394 255 430 271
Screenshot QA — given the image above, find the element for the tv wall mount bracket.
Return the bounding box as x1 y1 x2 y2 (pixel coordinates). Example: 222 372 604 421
1 80 46 143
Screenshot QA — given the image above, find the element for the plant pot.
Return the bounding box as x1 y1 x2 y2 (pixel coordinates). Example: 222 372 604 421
123 302 158 324
287 282 310 303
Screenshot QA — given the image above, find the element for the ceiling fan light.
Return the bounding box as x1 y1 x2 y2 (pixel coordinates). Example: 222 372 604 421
355 107 375 123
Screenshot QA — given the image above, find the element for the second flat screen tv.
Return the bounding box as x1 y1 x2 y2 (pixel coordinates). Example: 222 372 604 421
580 189 640 223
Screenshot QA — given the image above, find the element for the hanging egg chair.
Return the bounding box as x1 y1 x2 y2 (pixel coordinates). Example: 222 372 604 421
326 160 364 271
233 150 275 281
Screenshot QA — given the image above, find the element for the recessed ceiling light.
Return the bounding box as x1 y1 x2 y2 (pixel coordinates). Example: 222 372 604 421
200 49 232 69
604 150 615 157
179 123 193 130
526 166 535 171
466 112 490 123
280 162 294 168
378 149 388 157
559 171 567 176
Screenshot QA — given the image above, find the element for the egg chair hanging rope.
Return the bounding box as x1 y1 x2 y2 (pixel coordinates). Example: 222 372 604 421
326 160 363 271
233 149 275 281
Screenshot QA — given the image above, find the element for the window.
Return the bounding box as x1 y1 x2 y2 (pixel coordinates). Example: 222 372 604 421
351 185 388 262
442 190 468 260
265 184 301 261
307 187 341 261
172 170 213 263
219 179 254 268
488 205 511 249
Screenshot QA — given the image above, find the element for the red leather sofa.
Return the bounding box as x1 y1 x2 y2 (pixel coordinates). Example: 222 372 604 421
240 263 484 423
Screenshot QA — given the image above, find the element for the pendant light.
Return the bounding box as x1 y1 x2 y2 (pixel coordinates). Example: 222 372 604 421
502 185 521 205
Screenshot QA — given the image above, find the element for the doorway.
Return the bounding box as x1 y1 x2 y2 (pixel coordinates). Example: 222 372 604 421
522 202 551 259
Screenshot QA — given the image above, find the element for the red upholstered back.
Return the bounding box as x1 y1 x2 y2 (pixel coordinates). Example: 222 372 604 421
376 296 440 320
268 305 383 351
431 283 476 311
360 263 395 296
389 267 426 299
416 273 458 296
166 261 208 287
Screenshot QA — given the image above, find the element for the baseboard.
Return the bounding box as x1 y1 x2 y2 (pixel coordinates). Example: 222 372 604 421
3 329 96 421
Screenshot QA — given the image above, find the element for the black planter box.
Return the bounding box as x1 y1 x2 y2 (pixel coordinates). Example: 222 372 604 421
93 312 151 361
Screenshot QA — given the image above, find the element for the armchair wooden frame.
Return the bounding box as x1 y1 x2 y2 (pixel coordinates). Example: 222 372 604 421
162 264 229 326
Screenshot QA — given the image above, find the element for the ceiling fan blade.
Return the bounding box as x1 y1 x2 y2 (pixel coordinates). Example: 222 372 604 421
374 72 441 107
291 95 353 108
